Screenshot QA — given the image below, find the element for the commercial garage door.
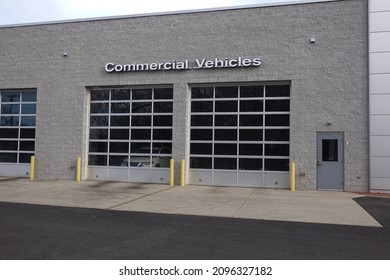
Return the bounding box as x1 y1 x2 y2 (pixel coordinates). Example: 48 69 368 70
189 84 290 188
0 90 37 177
87 87 173 183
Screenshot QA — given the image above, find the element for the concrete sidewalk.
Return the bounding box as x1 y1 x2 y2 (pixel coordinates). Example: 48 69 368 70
0 177 381 227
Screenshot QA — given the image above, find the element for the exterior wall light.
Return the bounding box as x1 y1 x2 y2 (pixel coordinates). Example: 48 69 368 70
310 37 316 44
63 52 68 57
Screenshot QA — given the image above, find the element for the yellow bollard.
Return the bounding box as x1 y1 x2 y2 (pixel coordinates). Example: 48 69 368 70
170 159 174 187
30 156 35 181
180 159 185 187
290 162 295 192
76 156 81 182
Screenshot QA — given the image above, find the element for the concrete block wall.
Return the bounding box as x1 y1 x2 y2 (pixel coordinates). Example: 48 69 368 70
0 0 368 191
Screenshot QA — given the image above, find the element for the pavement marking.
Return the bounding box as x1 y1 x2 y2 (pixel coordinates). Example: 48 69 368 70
106 185 173 210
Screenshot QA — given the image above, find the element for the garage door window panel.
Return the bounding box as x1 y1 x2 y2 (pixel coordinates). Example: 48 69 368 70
88 87 173 173
215 86 238 98
111 89 130 100
215 115 237 126
191 129 212 141
214 158 237 170
0 90 37 165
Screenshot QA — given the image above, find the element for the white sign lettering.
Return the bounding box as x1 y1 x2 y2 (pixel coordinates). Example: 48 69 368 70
105 57 261 73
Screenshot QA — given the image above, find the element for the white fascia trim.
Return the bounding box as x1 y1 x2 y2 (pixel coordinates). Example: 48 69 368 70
0 0 340 28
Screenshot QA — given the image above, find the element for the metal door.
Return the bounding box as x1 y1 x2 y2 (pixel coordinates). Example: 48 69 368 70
317 132 344 190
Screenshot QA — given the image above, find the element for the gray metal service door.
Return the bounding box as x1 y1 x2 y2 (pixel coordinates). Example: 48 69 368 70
317 132 344 190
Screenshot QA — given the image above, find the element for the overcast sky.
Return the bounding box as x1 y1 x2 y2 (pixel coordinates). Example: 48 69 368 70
0 0 299 25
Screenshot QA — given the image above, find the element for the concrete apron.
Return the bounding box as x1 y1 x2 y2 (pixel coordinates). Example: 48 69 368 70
0 177 381 227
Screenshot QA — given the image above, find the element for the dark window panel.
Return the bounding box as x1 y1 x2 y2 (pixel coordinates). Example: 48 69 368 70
190 157 212 169
265 159 289 171
154 88 173 99
154 102 173 113
215 129 237 141
214 158 237 170
21 104 36 114
90 116 109 127
265 144 289 156
132 116 151 126
190 143 212 155
215 86 238 98
265 115 290 126
132 89 152 100
240 100 263 112
214 143 237 155
239 144 262 155
111 89 130 100
239 115 263 126
1 116 19 126
153 115 172 126
88 155 107 166
89 142 108 153
266 85 290 97
132 102 152 113
1 104 19 114
215 115 237 126
239 129 263 141
239 158 263 170
215 101 237 112
90 103 109 114
90 90 109 101
110 129 129 140
20 141 35 151
109 155 129 166
265 100 290 112
22 91 37 102
0 128 18 138
19 153 34 163
265 129 289 141
191 87 213 99
111 102 130 113
153 129 172 140
1 92 20 102
21 116 36 126
89 129 108 139
152 143 172 152
191 101 213 112
240 86 264 98
109 142 129 153
0 140 18 150
110 116 130 126
131 143 151 154
191 115 213 126
323 140 338 161
191 129 212 141
131 129 151 140
0 152 17 163
20 128 35 139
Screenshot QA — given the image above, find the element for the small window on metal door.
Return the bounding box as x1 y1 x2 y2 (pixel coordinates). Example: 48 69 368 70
322 139 338 161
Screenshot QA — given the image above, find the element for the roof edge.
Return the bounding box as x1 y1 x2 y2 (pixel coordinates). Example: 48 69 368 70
0 0 340 28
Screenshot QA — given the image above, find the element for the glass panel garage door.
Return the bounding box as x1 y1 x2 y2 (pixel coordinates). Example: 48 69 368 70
189 84 290 188
0 90 37 177
87 87 173 183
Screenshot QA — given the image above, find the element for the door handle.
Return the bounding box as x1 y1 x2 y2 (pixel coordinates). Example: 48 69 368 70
317 160 322 166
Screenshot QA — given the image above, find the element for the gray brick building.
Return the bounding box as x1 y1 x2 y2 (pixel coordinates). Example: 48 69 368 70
0 0 387 192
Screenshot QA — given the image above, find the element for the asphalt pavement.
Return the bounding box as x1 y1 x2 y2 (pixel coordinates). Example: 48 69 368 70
0 177 389 259
0 197 389 259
